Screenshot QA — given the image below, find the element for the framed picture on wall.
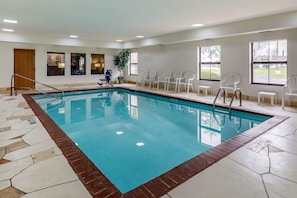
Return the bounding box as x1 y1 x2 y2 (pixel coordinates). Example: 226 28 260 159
71 53 86 75
47 52 65 76
91 54 105 74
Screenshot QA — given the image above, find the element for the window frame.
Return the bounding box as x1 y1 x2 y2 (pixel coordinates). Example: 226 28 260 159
250 39 287 85
198 45 221 81
129 52 138 76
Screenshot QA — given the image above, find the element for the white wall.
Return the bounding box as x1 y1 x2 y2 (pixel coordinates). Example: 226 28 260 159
1 28 297 101
0 42 117 88
126 28 297 99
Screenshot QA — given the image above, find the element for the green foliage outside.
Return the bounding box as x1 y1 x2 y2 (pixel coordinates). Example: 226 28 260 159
201 68 221 80
253 68 286 75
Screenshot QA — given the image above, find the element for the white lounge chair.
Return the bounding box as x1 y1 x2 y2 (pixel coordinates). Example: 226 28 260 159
177 72 196 93
153 71 171 90
282 76 297 109
219 73 240 96
141 70 157 88
136 71 149 86
167 71 183 92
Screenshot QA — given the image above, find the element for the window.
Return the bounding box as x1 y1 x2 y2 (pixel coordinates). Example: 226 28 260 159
251 39 287 85
199 45 221 80
129 52 138 75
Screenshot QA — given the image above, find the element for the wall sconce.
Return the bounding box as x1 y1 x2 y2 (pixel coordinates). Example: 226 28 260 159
58 63 65 68
95 63 101 68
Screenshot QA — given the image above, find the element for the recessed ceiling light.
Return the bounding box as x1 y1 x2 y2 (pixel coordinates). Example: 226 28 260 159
2 28 14 32
192 23 204 27
136 35 144 38
69 35 78 38
3 19 18 24
116 39 123 42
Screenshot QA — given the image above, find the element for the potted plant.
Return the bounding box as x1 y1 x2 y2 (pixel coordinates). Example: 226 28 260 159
113 49 130 83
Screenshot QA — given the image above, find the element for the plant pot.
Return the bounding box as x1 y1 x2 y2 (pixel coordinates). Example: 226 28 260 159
118 78 124 84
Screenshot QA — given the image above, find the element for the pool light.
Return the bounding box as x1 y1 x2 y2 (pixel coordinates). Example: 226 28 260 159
136 142 145 147
116 131 124 135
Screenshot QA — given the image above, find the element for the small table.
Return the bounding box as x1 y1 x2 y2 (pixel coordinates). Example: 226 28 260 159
198 85 212 96
258 91 277 106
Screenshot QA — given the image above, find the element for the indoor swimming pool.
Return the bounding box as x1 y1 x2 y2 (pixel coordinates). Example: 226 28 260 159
31 88 270 193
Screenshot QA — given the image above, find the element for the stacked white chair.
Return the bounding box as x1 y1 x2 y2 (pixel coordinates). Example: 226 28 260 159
167 71 183 92
141 70 157 88
153 71 172 90
136 71 149 87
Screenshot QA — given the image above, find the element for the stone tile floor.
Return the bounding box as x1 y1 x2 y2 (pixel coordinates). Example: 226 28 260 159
1 83 297 197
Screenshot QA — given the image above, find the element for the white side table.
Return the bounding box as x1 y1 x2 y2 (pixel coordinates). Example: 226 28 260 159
198 85 212 96
258 91 277 106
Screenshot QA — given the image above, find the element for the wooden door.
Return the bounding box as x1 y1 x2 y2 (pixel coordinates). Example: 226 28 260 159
14 49 35 88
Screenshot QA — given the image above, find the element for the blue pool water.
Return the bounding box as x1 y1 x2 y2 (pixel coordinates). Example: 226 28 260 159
33 89 269 193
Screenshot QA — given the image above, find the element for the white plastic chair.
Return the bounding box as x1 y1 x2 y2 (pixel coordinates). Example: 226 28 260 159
136 71 149 86
167 71 183 92
282 76 297 109
177 72 196 93
153 71 171 90
141 71 157 88
220 73 240 94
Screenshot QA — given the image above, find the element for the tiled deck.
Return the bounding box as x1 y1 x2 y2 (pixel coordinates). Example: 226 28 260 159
1 84 297 197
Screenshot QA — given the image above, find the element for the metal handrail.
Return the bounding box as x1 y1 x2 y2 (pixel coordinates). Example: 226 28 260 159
10 74 64 98
213 88 242 110
229 88 242 110
213 88 225 108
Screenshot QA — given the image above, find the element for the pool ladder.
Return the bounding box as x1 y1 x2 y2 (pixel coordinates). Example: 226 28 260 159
213 88 242 111
212 108 242 133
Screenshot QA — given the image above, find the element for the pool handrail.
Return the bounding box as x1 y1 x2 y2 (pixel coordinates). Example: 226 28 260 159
10 73 64 99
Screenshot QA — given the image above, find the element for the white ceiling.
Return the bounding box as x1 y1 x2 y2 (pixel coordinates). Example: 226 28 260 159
1 0 297 43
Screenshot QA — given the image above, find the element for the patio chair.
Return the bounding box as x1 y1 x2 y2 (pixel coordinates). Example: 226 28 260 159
219 73 240 96
153 71 171 90
141 70 157 88
167 71 183 92
136 71 149 86
282 76 297 109
177 72 196 93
